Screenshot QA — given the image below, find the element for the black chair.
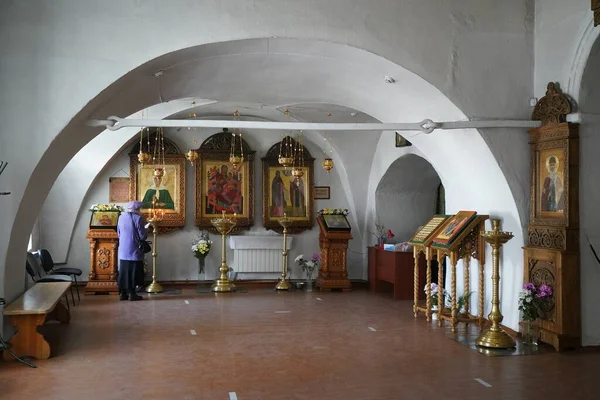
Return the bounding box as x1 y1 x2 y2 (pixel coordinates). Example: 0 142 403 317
0 297 36 368
26 252 74 308
37 249 82 303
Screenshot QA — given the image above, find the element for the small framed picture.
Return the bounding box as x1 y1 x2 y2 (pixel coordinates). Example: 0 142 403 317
395 133 412 147
314 186 330 200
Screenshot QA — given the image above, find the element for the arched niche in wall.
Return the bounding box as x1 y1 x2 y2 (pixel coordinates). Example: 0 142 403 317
129 129 185 235
375 154 442 243
194 128 256 234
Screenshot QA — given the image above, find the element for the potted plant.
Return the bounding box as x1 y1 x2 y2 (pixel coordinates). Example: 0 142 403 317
424 283 449 320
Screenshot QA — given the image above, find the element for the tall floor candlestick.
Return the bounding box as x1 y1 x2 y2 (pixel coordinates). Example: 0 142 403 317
145 217 163 293
476 219 515 348
211 211 237 292
276 213 292 290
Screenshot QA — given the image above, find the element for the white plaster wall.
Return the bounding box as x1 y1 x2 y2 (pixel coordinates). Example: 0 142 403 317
64 127 362 282
578 38 600 346
534 0 595 99
0 1 535 337
375 155 441 243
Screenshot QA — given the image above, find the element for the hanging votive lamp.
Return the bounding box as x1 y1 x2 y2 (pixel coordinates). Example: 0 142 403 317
137 125 151 166
291 132 305 181
186 139 199 166
322 157 334 174
186 149 198 166
229 111 244 171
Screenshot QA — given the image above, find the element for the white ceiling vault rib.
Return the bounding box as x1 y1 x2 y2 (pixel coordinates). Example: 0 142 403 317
89 117 541 133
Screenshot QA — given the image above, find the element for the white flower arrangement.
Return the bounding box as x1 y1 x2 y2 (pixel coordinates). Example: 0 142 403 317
89 204 124 212
192 232 212 258
317 208 349 216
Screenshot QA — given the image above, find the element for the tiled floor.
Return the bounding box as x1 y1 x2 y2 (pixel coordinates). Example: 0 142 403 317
0 288 598 399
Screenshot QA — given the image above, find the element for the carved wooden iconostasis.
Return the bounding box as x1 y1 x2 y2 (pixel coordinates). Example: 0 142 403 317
524 82 580 351
129 130 186 235
194 128 256 235
262 137 315 234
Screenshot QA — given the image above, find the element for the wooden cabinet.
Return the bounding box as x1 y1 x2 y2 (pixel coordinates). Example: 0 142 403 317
85 229 119 295
368 247 426 300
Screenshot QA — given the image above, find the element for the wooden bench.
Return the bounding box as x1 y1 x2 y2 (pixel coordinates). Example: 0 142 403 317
3 282 71 360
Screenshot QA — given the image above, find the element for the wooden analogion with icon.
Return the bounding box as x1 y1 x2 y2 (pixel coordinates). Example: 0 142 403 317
316 214 352 291
430 212 489 332
85 207 120 295
409 214 450 319
523 82 580 351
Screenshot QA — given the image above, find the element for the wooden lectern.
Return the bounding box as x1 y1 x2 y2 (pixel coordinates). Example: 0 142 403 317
85 210 120 294
316 215 352 291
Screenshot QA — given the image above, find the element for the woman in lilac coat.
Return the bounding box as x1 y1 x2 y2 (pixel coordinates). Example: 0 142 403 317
117 201 148 301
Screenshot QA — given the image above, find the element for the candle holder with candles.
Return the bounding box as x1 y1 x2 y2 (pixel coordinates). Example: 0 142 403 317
145 202 164 293
276 213 292 290
210 210 237 292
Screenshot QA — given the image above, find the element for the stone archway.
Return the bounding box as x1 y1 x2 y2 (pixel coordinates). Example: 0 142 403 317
0 38 524 331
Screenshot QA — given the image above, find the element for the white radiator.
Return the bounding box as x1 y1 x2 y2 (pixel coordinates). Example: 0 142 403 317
229 236 293 273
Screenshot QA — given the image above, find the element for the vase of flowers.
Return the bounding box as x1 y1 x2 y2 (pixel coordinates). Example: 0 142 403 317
372 220 395 248
295 253 320 292
518 282 553 346
191 232 212 275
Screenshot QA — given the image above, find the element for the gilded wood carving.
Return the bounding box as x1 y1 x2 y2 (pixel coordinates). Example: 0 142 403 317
262 137 315 234
531 82 572 125
195 128 255 234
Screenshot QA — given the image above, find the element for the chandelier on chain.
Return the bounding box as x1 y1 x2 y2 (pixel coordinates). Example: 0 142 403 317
185 112 199 166
278 109 294 168
137 109 151 166
322 113 334 174
149 126 167 221
291 132 305 181
229 110 244 171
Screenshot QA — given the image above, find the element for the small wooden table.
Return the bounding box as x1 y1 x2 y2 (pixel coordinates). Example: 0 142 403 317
368 247 426 300
3 282 71 360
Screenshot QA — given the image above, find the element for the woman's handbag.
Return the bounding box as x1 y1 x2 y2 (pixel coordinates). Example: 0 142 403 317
130 213 152 254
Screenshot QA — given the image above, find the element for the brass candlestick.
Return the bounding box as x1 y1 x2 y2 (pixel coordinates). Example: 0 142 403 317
210 211 237 292
276 213 292 290
476 219 515 348
145 215 163 293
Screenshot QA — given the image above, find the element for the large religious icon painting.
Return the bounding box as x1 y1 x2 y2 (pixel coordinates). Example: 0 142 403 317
194 128 255 233
262 137 315 233
129 155 187 229
268 166 311 219
537 148 565 216
202 160 248 216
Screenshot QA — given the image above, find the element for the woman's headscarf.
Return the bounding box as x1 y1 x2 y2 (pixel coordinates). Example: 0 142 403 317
126 200 143 213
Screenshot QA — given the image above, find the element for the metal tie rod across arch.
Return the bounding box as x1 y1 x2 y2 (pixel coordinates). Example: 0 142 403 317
88 116 541 134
